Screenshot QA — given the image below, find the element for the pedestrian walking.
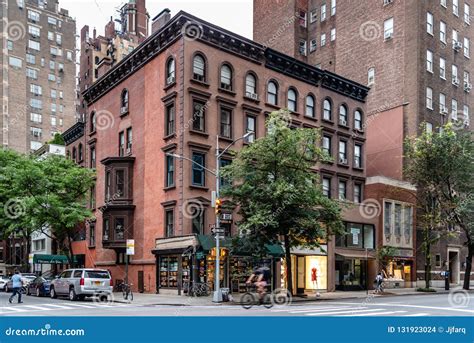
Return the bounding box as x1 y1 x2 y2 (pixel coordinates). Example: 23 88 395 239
374 272 383 294
8 270 23 304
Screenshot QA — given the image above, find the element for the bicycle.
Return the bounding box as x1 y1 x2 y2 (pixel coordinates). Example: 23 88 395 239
189 282 211 297
121 282 133 301
240 284 273 309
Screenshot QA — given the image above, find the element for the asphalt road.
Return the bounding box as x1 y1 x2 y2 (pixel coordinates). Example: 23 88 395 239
0 291 472 317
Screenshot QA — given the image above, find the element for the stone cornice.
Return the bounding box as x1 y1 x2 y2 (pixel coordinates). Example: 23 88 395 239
62 122 84 145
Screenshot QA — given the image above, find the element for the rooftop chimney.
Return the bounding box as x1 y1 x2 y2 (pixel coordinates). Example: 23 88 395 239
152 8 171 34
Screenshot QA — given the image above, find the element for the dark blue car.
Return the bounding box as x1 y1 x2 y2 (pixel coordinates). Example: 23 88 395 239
26 276 53 297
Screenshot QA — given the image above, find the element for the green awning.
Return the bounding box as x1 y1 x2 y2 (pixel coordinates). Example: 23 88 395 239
32 254 77 264
264 244 285 258
197 235 284 257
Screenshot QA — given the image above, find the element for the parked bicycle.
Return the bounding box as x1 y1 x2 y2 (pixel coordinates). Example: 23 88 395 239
121 282 133 301
240 285 273 309
188 282 211 297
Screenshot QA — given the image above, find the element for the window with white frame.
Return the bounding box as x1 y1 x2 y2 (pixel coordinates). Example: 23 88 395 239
30 84 42 95
452 99 458 120
330 28 336 41
331 0 336 15
310 39 317 52
441 0 447 8
321 3 327 21
440 57 446 79
384 200 413 243
464 38 470 58
465 71 471 84
452 29 459 44
28 10 40 21
464 105 470 126
368 67 375 85
338 180 347 200
453 0 459 16
30 113 42 123
426 122 433 133
299 40 307 55
452 64 459 84
8 56 22 68
465 3 471 24
26 68 37 79
426 87 433 109
310 9 318 23
28 40 40 51
321 33 326 46
384 18 394 40
440 93 447 113
426 50 433 72
28 25 40 37
26 53 35 64
48 31 54 40
56 34 62 45
298 10 307 27
427 12 434 35
440 21 446 43
48 16 57 25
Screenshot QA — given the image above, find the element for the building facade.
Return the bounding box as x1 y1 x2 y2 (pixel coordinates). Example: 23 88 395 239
71 10 377 295
0 0 76 153
254 0 473 287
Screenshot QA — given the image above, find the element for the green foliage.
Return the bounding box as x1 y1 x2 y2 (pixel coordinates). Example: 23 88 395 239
49 133 65 145
416 287 436 293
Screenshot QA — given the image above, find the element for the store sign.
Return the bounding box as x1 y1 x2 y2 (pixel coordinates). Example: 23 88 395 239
126 239 135 255
196 252 204 260
291 245 327 255
351 228 360 245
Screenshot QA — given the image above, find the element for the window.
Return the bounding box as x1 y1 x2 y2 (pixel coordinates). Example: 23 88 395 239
48 74 56 82
165 103 175 136
322 177 331 198
384 202 392 235
50 46 62 56
394 203 402 236
267 80 278 105
354 183 362 203
192 100 206 132
51 89 57 98
105 172 111 201
452 64 459 84
453 0 459 16
9 57 22 68
89 223 95 246
30 127 42 138
287 88 297 112
7 40 13 50
220 159 232 188
90 112 96 132
368 68 375 85
126 127 132 153
440 93 447 113
426 50 433 72
116 170 125 197
305 95 315 117
30 98 42 109
322 135 332 156
66 51 73 61
330 28 336 41
465 4 471 25
451 99 458 120
323 99 332 120
452 29 459 46
30 84 42 95
220 107 232 138
26 54 35 64
165 209 174 237
337 223 374 249
245 115 256 143
321 3 326 21
426 12 434 35
464 38 470 58
339 140 347 163
121 89 129 112
48 16 57 25
28 10 40 21
192 207 204 234
354 144 362 168
245 73 257 97
28 25 40 37
119 131 125 156
310 39 317 52
47 31 54 41
310 9 318 23
192 152 205 187
166 154 174 187
426 87 433 109
331 0 336 15
90 146 96 168
114 218 125 240
384 18 394 40
192 54 206 81
299 40 307 55
56 34 62 45
298 10 307 27
50 61 55 70
321 33 326 47
440 21 446 43
30 113 42 123
51 103 57 113
440 57 446 79
78 144 83 162
354 110 363 130
463 105 470 126
465 71 471 85
220 64 232 90
103 218 110 240
51 116 57 126
435 254 442 268
338 180 347 200
339 105 348 125
441 0 447 8
425 122 433 133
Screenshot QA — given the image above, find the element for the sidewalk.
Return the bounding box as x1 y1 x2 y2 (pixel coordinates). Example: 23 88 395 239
113 287 470 306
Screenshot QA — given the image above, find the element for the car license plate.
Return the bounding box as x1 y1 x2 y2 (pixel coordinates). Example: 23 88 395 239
94 281 101 286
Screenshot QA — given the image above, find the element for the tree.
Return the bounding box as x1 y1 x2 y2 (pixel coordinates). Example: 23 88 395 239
405 124 474 289
49 133 65 145
0 149 95 266
222 110 345 294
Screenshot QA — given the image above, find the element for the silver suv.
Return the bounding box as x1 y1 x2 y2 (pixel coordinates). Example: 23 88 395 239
50 269 112 301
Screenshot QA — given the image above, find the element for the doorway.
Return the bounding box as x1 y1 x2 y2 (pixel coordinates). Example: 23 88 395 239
448 250 460 284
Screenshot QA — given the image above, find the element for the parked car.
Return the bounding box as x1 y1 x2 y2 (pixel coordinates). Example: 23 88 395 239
27 276 54 297
50 269 113 301
5 274 36 292
0 276 9 291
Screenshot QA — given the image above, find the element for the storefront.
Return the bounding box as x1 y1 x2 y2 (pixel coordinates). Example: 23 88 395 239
335 251 375 291
383 258 414 288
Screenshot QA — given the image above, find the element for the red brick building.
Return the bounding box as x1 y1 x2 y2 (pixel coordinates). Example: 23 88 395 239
70 11 377 294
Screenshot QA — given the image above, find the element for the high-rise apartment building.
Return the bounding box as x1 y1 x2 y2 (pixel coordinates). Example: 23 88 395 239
0 0 76 153
254 0 473 287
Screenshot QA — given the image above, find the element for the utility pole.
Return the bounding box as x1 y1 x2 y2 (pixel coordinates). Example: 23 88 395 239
213 134 223 302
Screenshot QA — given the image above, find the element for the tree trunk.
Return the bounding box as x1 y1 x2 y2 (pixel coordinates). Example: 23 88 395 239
283 234 293 295
463 244 473 290
66 234 75 268
424 227 432 289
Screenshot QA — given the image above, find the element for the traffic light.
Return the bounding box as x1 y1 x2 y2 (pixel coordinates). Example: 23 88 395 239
215 198 222 215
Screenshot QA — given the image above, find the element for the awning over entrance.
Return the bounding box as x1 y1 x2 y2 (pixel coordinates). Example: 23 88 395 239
335 249 376 259
32 254 77 264
197 235 285 258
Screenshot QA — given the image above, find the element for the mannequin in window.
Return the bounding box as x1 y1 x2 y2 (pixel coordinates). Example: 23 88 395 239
311 267 320 297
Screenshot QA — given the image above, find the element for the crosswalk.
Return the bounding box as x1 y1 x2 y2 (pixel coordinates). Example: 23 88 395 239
0 302 129 314
270 305 429 317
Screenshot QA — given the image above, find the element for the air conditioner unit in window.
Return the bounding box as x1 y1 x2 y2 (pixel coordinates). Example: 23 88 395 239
383 0 393 5
453 41 463 51
339 119 347 126
464 82 472 92
440 106 448 115
120 106 129 115
221 83 232 90
452 77 460 86
193 73 204 82
384 31 393 40
339 157 347 164
167 76 175 84
246 92 259 100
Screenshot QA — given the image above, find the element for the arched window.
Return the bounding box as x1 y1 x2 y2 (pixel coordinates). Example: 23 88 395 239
354 110 363 130
323 98 332 121
78 143 83 161
166 58 175 84
267 80 278 105
339 104 348 125
220 64 232 90
245 73 257 97
192 54 206 81
306 95 315 117
72 147 77 161
90 111 96 132
121 89 129 114
287 88 297 112
66 150 71 159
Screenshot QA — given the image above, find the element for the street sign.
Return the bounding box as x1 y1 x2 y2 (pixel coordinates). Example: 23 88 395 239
126 239 135 255
196 252 204 260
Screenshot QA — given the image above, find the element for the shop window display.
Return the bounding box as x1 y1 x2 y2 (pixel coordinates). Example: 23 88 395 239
160 256 178 288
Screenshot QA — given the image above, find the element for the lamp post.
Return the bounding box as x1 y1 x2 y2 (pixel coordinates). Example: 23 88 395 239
168 131 253 303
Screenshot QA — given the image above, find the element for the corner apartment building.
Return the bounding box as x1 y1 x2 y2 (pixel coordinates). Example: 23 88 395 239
0 0 76 154
69 10 377 295
254 0 473 287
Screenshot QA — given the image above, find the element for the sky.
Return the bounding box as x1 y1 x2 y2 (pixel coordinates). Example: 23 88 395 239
59 0 253 39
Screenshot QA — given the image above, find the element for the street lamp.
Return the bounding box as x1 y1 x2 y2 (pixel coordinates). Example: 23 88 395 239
168 131 253 303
